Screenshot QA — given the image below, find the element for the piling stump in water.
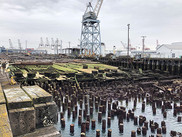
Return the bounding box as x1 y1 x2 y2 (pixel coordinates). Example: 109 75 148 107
80 132 85 137
98 112 102 121
79 109 82 116
151 124 155 133
81 122 86 133
177 116 181 122
107 117 111 127
170 130 177 136
92 120 96 129
102 119 106 131
108 129 112 137
142 126 147 135
61 118 65 128
86 121 89 130
156 134 162 137
162 126 166 134
96 129 100 137
119 123 124 133
137 128 141 135
134 116 138 125
70 124 74 133
78 115 82 125
142 101 145 111
144 121 148 130
131 130 136 137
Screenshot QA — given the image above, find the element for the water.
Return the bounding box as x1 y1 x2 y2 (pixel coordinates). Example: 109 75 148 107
55 97 182 137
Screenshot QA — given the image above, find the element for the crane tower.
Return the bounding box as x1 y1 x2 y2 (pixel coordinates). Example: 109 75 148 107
18 39 22 50
39 37 44 47
9 39 13 49
80 0 104 56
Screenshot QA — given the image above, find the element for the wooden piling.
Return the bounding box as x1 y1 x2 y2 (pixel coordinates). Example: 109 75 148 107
131 130 136 137
96 129 100 137
108 129 112 137
70 124 74 133
102 119 106 131
119 123 123 133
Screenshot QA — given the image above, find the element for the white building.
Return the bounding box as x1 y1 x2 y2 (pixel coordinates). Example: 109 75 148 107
37 46 60 54
100 43 106 56
156 42 182 58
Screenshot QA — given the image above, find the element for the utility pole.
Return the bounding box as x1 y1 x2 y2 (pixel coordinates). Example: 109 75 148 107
68 42 71 48
60 40 62 54
25 40 27 53
68 42 71 55
127 24 130 56
141 36 146 58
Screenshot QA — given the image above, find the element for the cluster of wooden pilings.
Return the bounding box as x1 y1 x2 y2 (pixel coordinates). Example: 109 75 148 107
20 77 182 136
99 57 182 75
58 94 182 137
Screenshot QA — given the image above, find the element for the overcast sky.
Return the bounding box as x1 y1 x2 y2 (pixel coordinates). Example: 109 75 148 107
0 0 182 50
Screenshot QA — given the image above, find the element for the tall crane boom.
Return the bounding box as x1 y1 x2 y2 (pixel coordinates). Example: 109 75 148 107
83 0 104 20
94 0 104 17
18 39 22 50
39 37 44 47
120 41 127 49
9 39 13 49
51 38 55 49
45 37 50 47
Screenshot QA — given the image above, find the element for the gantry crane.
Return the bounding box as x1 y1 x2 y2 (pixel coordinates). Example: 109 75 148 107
39 37 44 47
54 38 61 54
54 38 59 54
51 38 55 50
80 0 104 56
45 37 50 47
18 39 22 50
9 39 13 49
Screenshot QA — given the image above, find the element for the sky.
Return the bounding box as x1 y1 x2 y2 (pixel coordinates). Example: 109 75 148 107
0 0 182 50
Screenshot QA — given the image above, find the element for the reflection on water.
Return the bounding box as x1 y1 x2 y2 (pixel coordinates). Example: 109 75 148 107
55 97 182 137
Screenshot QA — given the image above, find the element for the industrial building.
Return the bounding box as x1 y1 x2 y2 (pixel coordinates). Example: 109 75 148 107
156 42 182 58
37 46 56 54
0 47 6 53
62 47 81 56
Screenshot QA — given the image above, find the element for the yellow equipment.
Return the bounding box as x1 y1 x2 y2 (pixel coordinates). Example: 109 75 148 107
10 76 16 85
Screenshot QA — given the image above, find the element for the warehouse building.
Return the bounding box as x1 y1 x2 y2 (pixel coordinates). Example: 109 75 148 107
156 42 182 58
